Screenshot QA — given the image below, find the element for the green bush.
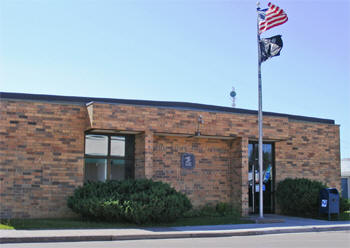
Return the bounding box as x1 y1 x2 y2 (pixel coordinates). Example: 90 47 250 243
340 197 350 213
276 178 327 217
183 202 240 218
67 179 192 224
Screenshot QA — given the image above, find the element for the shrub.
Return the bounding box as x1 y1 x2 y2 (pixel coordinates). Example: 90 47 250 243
183 202 240 218
276 178 327 217
67 179 192 224
340 197 350 213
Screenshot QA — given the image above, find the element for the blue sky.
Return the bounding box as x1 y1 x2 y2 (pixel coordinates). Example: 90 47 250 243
1 0 349 158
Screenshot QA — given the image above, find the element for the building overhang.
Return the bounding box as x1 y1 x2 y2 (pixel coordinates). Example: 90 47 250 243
154 132 237 140
86 128 142 135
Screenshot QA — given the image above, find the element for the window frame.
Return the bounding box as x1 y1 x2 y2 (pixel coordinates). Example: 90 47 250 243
84 132 135 182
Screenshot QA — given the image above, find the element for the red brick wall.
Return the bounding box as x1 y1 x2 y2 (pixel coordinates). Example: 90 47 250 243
0 99 341 218
0 100 87 218
88 102 340 213
88 102 290 141
152 136 232 207
275 121 341 189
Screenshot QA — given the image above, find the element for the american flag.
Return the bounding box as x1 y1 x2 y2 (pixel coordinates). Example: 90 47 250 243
258 3 288 34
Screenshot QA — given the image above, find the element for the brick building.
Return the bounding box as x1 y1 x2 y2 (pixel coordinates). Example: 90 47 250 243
0 92 341 218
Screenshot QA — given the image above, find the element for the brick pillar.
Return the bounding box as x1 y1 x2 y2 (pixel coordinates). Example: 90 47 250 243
134 133 145 178
241 137 249 216
134 131 153 179
230 137 249 216
144 130 153 179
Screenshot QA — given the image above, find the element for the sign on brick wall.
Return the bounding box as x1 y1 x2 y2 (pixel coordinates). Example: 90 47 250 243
181 153 195 169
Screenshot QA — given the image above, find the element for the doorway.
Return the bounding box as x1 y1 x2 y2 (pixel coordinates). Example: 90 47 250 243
248 142 275 214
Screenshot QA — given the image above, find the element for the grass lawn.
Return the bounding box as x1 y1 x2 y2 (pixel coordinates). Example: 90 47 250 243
0 223 14 230
0 215 252 230
311 211 350 221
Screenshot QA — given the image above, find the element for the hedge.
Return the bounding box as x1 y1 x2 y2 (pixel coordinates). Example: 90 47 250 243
276 178 327 217
67 179 192 224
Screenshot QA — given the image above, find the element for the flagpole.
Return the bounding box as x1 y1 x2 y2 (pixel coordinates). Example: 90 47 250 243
256 1 264 219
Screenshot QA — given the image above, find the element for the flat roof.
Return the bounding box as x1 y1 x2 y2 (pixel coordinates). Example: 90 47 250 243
0 92 335 124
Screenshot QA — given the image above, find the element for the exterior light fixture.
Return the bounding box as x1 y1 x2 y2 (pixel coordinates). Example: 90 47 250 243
195 115 204 137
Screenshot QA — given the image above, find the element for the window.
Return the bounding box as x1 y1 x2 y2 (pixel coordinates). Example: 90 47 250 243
84 133 134 182
110 136 125 156
85 135 108 156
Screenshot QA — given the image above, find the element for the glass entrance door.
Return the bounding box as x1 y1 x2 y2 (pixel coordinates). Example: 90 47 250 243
248 142 275 214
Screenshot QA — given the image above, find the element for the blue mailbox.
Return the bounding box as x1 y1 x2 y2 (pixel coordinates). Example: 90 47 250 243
319 188 339 220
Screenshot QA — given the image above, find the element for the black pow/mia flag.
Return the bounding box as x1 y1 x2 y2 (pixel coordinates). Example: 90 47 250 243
259 35 283 63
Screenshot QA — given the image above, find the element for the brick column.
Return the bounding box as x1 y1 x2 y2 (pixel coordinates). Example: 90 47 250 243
241 137 249 216
230 137 249 216
134 133 145 178
144 130 154 178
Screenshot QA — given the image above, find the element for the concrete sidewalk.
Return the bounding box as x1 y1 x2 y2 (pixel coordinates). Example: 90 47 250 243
1 215 349 244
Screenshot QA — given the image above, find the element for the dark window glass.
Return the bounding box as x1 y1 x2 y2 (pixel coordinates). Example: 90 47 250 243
110 159 125 180
84 158 107 182
248 142 275 214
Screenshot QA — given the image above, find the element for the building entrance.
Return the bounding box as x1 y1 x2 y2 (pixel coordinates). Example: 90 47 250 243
248 142 275 214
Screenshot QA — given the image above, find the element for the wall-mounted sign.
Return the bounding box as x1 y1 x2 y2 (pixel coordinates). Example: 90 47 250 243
181 153 195 169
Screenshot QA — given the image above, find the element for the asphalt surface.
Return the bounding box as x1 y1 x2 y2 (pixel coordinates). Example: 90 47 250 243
1 214 349 244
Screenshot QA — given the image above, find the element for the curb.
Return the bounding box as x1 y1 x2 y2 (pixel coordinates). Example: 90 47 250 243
1 225 350 244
